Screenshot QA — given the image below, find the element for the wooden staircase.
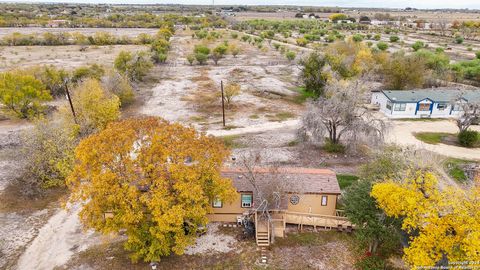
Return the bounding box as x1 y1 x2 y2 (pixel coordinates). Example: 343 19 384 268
256 230 270 246
255 212 270 247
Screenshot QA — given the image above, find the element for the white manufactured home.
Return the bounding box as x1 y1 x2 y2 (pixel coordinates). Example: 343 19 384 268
371 89 480 119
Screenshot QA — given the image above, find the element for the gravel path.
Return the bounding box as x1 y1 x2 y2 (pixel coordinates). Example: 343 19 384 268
207 119 299 137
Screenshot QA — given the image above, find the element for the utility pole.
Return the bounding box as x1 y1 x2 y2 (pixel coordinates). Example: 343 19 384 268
64 79 77 124
221 80 225 127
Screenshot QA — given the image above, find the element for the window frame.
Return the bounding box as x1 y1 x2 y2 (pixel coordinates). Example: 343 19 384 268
393 103 406 111
241 193 253 208
418 103 431 111
321 195 328 206
437 103 447 110
212 197 222 208
386 101 392 110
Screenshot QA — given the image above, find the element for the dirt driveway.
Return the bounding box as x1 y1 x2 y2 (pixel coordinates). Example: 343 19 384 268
387 119 480 161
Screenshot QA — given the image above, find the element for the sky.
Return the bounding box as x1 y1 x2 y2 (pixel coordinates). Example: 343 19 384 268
4 0 480 9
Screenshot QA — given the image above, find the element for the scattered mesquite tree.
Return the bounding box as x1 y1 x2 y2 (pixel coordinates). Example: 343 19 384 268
298 80 385 152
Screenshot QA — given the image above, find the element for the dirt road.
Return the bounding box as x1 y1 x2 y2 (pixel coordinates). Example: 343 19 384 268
387 120 480 161
16 204 99 270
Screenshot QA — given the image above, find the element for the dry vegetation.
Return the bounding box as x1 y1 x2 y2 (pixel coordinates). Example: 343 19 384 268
1 4 480 270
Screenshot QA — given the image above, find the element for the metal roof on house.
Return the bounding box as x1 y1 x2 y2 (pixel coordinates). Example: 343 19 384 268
221 167 340 195
382 89 480 103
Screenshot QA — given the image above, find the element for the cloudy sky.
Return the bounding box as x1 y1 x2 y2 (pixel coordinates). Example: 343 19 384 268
7 0 480 9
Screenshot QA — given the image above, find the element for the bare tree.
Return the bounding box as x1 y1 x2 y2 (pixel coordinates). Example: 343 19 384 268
236 151 291 243
436 20 448 37
452 97 480 132
298 79 386 153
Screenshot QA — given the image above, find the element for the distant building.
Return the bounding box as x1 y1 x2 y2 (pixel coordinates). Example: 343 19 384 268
46 20 70 28
371 89 480 118
359 16 371 24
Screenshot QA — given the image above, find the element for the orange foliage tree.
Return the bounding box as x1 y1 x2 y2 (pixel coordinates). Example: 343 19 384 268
67 117 235 262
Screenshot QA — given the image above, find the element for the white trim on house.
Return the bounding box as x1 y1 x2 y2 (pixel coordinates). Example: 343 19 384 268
370 89 478 119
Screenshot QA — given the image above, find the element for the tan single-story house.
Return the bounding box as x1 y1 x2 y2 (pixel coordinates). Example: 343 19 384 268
208 167 352 246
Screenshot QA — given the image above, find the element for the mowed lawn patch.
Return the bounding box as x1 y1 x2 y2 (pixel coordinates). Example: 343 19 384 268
413 132 454 145
336 174 359 190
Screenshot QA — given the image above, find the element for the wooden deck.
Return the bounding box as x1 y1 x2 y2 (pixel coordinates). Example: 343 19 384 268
284 211 353 230
253 210 354 246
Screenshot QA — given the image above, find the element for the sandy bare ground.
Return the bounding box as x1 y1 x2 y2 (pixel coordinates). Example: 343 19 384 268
16 204 100 270
184 223 237 255
0 27 158 38
0 120 29 192
0 209 54 270
387 120 480 161
207 119 299 137
140 32 303 132
0 44 147 71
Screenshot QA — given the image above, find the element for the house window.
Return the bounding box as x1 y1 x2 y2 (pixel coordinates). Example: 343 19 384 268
290 195 300 205
321 195 328 206
437 103 447 110
418 103 431 111
393 103 406 111
212 197 222 208
386 101 392 110
241 194 253 208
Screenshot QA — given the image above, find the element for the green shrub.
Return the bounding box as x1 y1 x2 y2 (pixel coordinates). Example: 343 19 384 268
455 35 464 44
377 42 388 51
412 41 425 51
373 34 381 41
152 52 167 63
325 34 336 43
194 45 210 55
389 35 400 42
352 34 364 42
72 64 105 83
186 54 195 65
476 51 480 59
296 37 308 47
195 30 208 39
323 140 345 153
195 53 208 65
285 51 296 61
458 130 479 147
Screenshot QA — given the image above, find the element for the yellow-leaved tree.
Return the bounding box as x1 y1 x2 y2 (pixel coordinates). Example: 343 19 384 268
325 39 377 78
67 117 236 262
371 171 480 268
66 78 120 135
